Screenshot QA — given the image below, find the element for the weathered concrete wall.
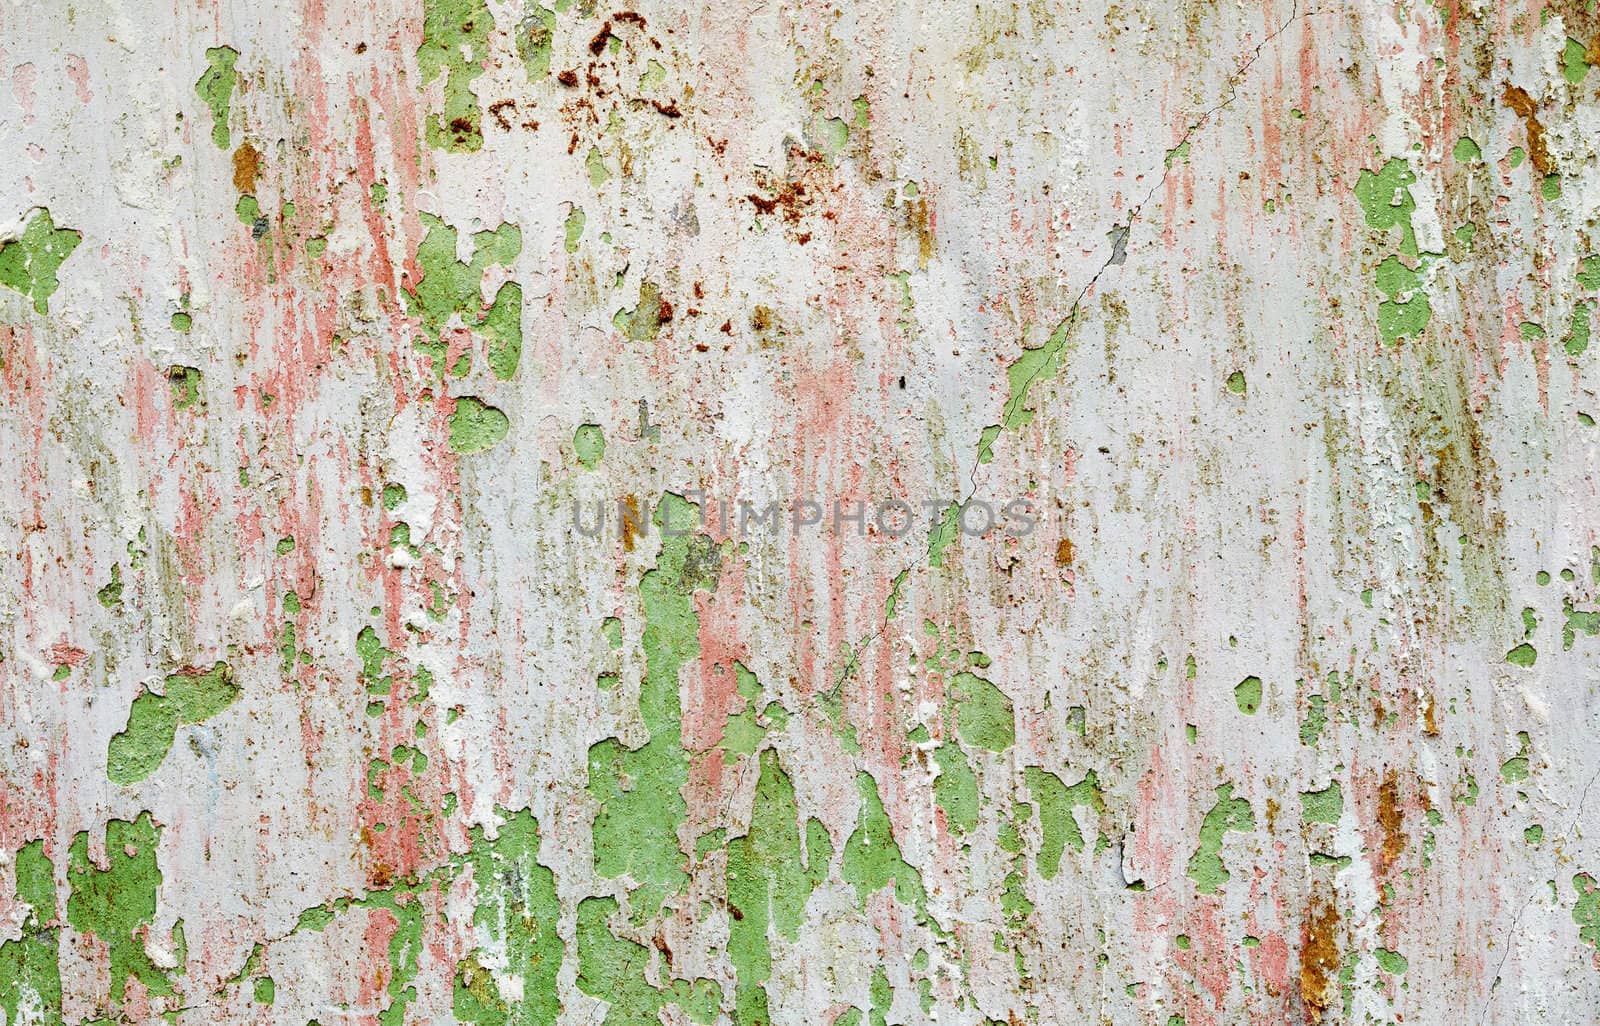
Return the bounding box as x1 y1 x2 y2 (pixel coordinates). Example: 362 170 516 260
3 0 1600 1022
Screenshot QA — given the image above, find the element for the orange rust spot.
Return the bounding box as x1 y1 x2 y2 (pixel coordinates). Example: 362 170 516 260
1298 897 1341 1022
1421 690 1439 736
1378 770 1405 866
1502 84 1551 175
232 142 261 194
619 494 642 552
1055 538 1074 566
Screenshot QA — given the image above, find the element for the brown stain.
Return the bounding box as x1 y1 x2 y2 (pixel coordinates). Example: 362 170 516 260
906 195 934 268
1502 84 1551 174
1054 537 1074 566
619 494 642 552
1298 897 1341 1022
231 142 260 194
746 168 816 224
1378 770 1405 866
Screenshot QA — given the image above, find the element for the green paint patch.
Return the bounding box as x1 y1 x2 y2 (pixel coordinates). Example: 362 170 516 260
841 772 928 915
1563 37 1591 84
419 0 492 151
808 110 850 160
1565 302 1591 357
0 840 61 1026
716 663 770 757
1501 732 1531 782
97 563 124 610
107 662 238 784
1573 873 1600 955
949 670 1014 752
1354 158 1419 258
1000 316 1070 431
1525 824 1544 844
67 812 178 1005
453 810 563 1026
726 749 829 1026
564 206 585 253
168 365 203 410
1025 767 1104 877
410 214 522 378
1580 254 1600 290
1186 783 1254 896
1234 676 1262 715
1374 948 1408 975
976 424 1002 464
587 146 609 187
195 46 240 149
613 280 669 341
516 6 557 80
588 494 719 920
1164 140 1191 168
1505 642 1537 667
1563 598 1600 648
1452 136 1481 163
0 208 82 314
576 897 722 1026
933 742 979 835
925 501 961 567
1375 255 1431 344
171 310 192 333
235 195 269 239
1226 370 1246 395
1300 782 1343 825
574 423 605 469
449 397 510 454
1301 688 1328 747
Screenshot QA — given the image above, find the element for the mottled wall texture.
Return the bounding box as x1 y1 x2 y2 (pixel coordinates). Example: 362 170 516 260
5 0 1600 1023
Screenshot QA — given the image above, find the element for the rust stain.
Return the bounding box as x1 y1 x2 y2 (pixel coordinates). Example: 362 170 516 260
232 141 261 194
1298 897 1341 1022
619 494 642 552
1054 537 1074 566
1502 83 1551 174
1378 769 1405 866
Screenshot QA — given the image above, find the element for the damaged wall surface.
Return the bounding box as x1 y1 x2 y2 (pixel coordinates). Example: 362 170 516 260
3 0 1600 1023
